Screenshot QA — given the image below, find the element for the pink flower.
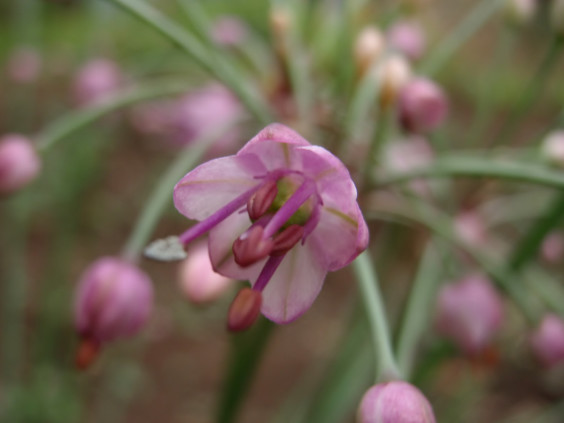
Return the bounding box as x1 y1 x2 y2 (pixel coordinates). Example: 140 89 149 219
357 381 436 423
398 77 447 133
74 257 153 344
72 58 123 106
436 275 504 355
0 134 41 194
178 241 232 304
170 124 368 327
530 314 564 367
386 21 426 62
211 16 249 47
7 47 42 84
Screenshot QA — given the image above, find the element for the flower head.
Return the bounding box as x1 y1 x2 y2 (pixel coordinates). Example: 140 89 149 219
530 313 564 367
169 124 368 328
357 381 436 423
0 134 41 195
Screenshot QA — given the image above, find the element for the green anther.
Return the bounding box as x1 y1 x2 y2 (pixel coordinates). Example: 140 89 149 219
269 177 314 228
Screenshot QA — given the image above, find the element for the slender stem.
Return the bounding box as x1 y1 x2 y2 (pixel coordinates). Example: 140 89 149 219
396 242 444 378
375 154 564 190
362 107 389 190
352 251 401 381
102 0 272 124
121 121 240 262
36 80 190 152
420 0 504 75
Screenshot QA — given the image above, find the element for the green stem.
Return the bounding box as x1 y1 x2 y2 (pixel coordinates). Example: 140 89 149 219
35 80 191 152
375 154 564 190
420 0 504 75
396 242 444 378
362 107 389 190
352 251 401 381
102 0 272 124
121 120 240 262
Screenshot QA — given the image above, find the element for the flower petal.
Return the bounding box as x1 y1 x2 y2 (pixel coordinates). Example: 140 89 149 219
238 123 310 156
174 154 265 221
258 242 327 324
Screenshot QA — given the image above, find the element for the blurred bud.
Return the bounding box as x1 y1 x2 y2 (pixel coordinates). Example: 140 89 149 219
551 0 564 35
386 21 426 62
227 288 262 332
454 211 488 247
357 381 436 423
504 0 537 27
541 130 564 167
530 314 564 367
74 257 153 344
0 134 41 195
398 77 447 133
541 232 564 263
354 26 386 76
211 16 249 47
7 47 42 84
270 5 292 38
436 275 504 355
178 241 232 304
72 58 123 106
376 54 412 107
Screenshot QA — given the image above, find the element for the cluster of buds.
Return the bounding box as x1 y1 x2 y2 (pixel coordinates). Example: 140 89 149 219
0 134 41 195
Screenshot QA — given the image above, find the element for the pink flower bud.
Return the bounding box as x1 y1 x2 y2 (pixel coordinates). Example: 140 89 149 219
504 0 537 26
454 211 488 247
541 130 564 167
74 257 153 344
399 77 447 133
530 314 564 367
72 59 123 106
436 275 504 355
377 54 413 107
211 16 249 47
178 242 232 304
357 381 436 423
0 134 41 194
7 47 42 84
354 26 386 75
386 21 426 62
541 232 564 264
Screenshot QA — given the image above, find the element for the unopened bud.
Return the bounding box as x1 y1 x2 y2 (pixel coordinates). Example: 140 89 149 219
398 77 447 133
270 6 292 38
541 232 564 263
376 54 412 107
530 314 564 367
233 226 274 267
75 337 101 370
227 288 262 332
386 21 426 62
541 130 564 167
247 180 278 221
73 58 123 106
271 224 304 256
354 27 385 76
551 0 564 35
0 134 41 195
357 381 436 423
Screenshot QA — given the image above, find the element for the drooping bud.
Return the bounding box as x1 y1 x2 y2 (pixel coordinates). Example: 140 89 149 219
211 16 249 47
376 54 412 107
551 0 564 35
530 314 564 367
0 134 41 195
72 58 123 106
357 381 436 423
354 26 386 76
227 288 262 332
386 21 426 62
541 130 564 167
232 226 274 267
271 224 304 256
541 232 564 264
435 275 504 355
178 241 232 304
247 180 278 221
504 0 537 27
7 47 42 84
398 77 447 133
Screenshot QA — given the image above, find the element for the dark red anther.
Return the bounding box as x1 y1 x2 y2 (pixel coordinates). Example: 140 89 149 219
227 288 262 332
233 226 274 267
271 224 304 256
247 180 278 221
75 337 101 370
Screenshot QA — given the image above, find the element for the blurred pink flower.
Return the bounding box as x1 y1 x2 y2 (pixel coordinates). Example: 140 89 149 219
0 134 41 194
386 21 426 61
72 58 123 106
211 16 249 47
7 47 42 84
398 77 447 133
541 232 564 263
454 211 488 248
171 123 368 327
436 275 504 355
530 314 564 367
357 381 436 423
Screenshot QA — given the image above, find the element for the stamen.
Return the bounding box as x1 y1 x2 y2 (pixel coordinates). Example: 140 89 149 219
247 179 278 221
227 288 263 332
271 224 304 256
232 225 274 267
252 255 285 292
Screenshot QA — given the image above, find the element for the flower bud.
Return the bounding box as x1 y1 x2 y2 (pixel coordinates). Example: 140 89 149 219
504 0 537 27
398 77 447 133
541 232 564 263
541 130 564 167
436 275 503 355
354 27 386 75
74 257 153 344
227 288 262 332
386 21 426 62
270 5 292 38
551 0 564 35
73 58 123 106
357 381 436 423
7 47 42 84
0 134 41 194
454 211 488 247
211 16 249 47
376 54 412 107
530 314 564 367
178 241 232 304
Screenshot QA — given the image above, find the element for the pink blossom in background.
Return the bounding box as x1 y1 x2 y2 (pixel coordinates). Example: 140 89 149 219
6 47 42 84
211 16 249 47
540 232 564 264
72 58 123 106
398 77 447 133
357 381 436 423
530 314 564 367
386 20 426 61
0 134 41 194
436 274 504 355
454 211 488 248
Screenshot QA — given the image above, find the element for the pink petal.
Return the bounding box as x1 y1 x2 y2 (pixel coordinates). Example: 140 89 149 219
259 242 327 324
174 154 265 221
238 123 310 157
